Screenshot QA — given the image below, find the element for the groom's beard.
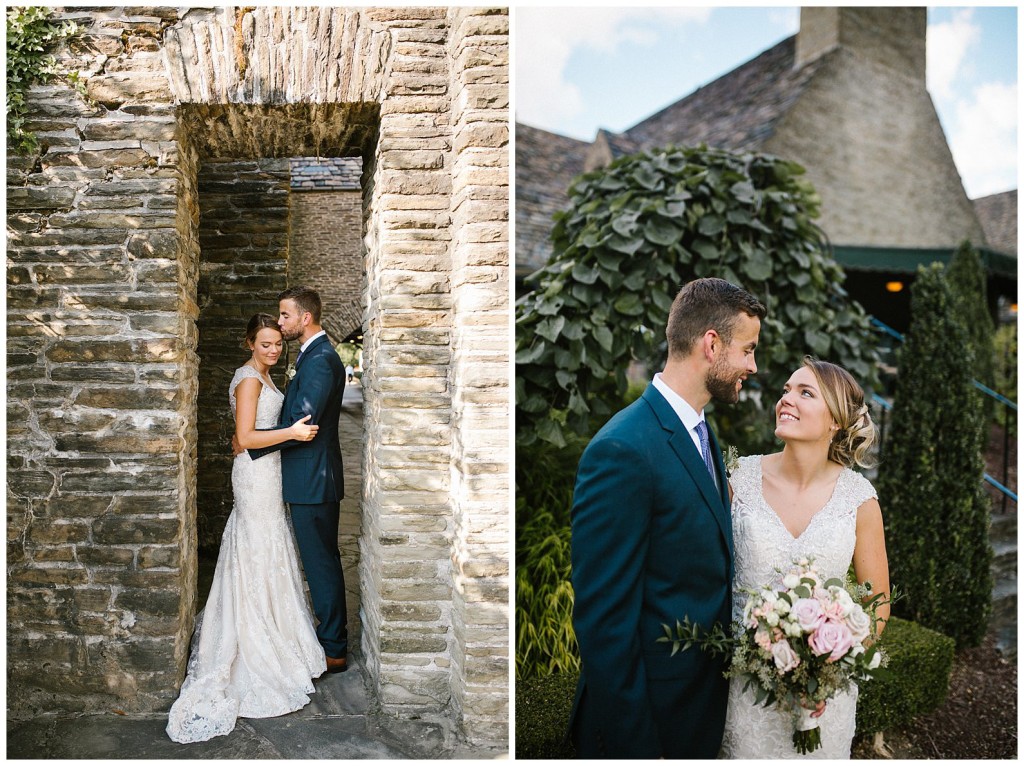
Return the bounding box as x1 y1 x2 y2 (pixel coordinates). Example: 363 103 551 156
280 327 302 342
706 358 743 404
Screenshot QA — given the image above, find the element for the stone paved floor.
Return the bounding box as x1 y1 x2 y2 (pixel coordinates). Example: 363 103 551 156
6 378 508 759
6 654 507 759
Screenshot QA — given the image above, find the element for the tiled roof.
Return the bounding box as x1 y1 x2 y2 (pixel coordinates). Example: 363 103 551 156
515 36 831 272
973 190 1017 257
515 123 589 276
624 36 826 153
290 157 362 191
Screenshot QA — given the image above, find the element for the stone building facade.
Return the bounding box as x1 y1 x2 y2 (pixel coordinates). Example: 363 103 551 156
7 6 509 746
516 7 1014 331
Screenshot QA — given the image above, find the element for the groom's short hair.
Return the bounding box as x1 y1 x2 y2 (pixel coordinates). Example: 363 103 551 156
666 278 766 358
279 285 322 323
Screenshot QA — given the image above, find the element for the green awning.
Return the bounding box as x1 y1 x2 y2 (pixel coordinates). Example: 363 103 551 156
833 246 1017 280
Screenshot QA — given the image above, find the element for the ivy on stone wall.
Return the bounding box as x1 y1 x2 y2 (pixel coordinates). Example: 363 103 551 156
6 6 79 154
515 144 879 454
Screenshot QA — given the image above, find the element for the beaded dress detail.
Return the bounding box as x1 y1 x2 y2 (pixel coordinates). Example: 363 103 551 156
720 455 877 759
166 366 326 744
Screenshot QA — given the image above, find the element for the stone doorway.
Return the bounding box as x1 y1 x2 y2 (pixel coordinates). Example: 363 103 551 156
7 7 508 745
191 153 368 654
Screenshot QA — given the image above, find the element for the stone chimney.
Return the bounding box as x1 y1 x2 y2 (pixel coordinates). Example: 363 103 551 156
795 7 926 82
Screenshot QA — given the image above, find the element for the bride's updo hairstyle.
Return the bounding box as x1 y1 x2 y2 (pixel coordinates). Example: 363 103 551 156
803 356 876 469
242 313 281 349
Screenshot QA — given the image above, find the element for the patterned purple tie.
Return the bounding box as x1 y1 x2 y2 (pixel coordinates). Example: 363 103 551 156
695 420 717 483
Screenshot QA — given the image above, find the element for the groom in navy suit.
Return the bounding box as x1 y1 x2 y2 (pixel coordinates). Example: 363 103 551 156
569 278 766 758
248 285 349 673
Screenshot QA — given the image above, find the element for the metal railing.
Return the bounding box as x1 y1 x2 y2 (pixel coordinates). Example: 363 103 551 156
869 318 1017 511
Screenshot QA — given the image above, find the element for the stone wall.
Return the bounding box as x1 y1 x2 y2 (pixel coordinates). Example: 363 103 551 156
7 4 196 709
288 181 364 343
195 159 290 552
7 5 508 746
445 7 510 743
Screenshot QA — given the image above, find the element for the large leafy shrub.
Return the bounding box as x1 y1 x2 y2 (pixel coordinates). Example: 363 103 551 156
515 145 879 455
877 264 993 648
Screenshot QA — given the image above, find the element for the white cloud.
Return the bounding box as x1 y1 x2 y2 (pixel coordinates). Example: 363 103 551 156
947 81 1018 198
515 7 711 135
927 9 981 102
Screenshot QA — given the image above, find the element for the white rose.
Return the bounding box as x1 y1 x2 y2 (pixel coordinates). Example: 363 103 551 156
776 598 791 615
771 639 801 673
783 573 801 590
845 606 872 643
765 611 780 627
784 620 802 638
830 587 855 617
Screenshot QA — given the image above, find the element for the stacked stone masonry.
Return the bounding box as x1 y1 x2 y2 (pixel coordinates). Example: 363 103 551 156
288 157 364 343
6 6 508 747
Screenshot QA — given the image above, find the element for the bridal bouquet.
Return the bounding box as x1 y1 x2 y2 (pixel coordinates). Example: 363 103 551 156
660 558 890 754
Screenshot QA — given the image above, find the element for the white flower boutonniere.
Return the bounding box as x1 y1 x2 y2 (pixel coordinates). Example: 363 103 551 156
723 445 739 477
286 364 297 380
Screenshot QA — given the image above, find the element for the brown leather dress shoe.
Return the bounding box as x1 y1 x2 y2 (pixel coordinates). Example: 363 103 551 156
325 655 348 674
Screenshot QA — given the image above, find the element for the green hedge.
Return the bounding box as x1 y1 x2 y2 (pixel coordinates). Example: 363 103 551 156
855 616 955 735
515 672 578 759
515 617 954 757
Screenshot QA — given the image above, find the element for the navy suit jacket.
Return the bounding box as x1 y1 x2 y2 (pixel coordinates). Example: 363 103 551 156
569 383 733 759
249 334 345 504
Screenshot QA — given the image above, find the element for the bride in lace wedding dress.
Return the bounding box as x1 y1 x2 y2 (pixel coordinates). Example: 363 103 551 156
720 358 890 759
167 314 327 744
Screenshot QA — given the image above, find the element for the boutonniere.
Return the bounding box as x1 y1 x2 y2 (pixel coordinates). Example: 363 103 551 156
286 364 297 380
722 445 739 477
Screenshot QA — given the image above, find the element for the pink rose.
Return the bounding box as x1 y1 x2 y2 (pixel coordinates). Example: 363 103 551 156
754 626 772 651
771 638 800 673
791 598 825 633
822 598 846 622
809 621 855 661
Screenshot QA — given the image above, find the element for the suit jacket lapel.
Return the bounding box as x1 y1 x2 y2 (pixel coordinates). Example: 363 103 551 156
295 334 328 371
705 420 734 559
642 385 733 553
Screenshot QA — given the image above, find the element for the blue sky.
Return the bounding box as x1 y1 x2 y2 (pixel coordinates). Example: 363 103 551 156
515 6 1018 199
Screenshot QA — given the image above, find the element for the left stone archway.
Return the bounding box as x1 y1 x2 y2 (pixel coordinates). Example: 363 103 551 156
7 6 509 745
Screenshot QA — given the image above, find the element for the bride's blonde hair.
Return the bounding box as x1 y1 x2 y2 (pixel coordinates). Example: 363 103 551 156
803 356 876 469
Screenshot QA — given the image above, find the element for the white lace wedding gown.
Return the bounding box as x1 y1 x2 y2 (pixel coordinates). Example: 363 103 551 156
720 455 878 759
166 366 327 744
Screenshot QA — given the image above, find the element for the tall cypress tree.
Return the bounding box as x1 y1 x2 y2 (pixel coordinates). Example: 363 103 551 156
946 240 997 418
878 264 993 648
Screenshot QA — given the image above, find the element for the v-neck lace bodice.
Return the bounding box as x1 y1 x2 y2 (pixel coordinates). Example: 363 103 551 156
720 454 878 759
729 455 877 621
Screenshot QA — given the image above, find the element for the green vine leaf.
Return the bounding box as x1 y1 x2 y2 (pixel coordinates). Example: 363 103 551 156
515 144 880 455
7 6 81 155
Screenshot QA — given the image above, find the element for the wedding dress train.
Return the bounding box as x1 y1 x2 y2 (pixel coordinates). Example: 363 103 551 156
166 366 326 744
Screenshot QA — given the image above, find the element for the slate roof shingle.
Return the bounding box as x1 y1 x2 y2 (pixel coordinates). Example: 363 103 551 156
973 190 1017 257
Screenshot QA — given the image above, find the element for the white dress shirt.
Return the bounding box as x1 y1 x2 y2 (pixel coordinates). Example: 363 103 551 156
652 372 711 468
299 330 327 356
